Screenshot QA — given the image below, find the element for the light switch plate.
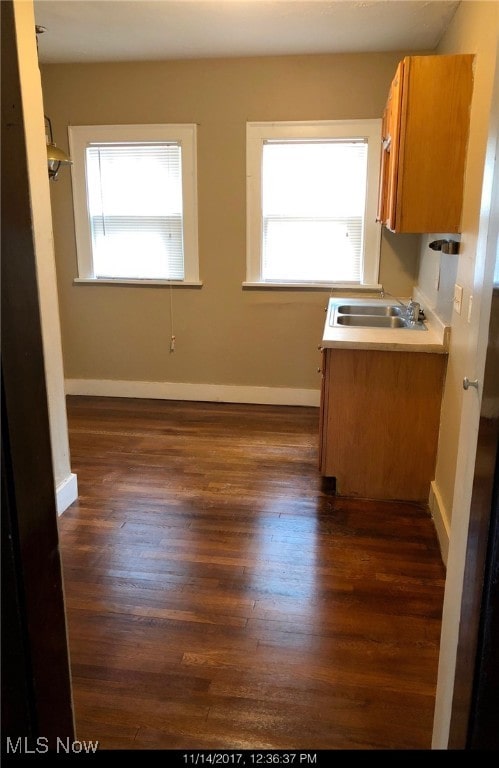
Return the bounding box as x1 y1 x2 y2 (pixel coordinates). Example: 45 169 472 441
454 284 463 314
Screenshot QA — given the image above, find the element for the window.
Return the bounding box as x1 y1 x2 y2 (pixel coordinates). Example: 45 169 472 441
246 120 382 288
69 124 200 284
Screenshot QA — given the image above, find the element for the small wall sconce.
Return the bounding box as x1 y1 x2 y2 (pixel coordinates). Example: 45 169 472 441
429 239 460 254
45 115 72 180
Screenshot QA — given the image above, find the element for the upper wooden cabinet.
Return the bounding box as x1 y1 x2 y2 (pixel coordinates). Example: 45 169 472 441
377 54 474 234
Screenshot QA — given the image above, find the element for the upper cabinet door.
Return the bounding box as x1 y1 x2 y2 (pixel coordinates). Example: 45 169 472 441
377 61 404 230
377 54 474 234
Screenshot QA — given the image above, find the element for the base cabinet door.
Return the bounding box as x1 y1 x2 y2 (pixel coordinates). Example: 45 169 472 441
319 348 447 502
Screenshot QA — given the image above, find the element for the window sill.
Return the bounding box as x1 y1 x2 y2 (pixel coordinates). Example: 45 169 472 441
74 278 203 287
242 281 382 291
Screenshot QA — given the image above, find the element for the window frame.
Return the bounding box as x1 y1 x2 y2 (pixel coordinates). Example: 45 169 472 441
68 124 201 286
245 120 382 289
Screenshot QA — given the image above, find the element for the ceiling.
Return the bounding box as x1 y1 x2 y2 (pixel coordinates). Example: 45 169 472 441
33 0 461 64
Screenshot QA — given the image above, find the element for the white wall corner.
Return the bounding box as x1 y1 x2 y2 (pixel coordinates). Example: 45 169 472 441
429 480 450 566
56 473 78 516
14 0 75 506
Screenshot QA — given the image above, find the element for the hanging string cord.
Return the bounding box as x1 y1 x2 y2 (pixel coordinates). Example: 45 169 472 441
169 284 175 352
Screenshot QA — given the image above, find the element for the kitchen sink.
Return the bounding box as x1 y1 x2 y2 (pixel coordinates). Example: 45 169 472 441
336 304 403 317
336 315 409 328
328 299 427 331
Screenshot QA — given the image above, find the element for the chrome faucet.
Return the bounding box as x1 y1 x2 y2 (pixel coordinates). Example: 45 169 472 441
407 300 421 323
379 288 424 324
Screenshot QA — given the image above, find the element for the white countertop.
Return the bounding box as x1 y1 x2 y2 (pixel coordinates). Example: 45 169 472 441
321 296 450 354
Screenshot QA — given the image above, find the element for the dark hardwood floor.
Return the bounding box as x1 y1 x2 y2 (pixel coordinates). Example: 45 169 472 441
58 396 446 751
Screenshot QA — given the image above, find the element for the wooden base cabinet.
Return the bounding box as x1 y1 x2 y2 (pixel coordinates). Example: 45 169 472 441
319 348 447 502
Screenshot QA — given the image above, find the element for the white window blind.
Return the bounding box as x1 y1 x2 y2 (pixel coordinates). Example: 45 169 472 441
261 140 368 282
86 142 184 280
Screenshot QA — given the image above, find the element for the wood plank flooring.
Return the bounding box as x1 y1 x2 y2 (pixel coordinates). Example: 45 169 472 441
58 396 446 751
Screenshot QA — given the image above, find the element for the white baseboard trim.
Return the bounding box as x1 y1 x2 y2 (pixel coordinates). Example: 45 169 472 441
429 480 450 566
56 472 78 516
65 378 321 407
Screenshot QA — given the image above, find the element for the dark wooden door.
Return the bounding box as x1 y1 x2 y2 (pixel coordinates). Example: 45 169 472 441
448 266 499 747
466 289 499 750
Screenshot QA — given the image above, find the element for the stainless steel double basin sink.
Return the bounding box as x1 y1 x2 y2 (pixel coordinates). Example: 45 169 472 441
329 299 427 330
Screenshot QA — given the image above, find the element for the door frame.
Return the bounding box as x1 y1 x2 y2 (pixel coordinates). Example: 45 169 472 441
1 0 74 746
432 26 499 749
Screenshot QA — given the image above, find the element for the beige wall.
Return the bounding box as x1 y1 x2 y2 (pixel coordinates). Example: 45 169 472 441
41 52 420 395
417 0 498 532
